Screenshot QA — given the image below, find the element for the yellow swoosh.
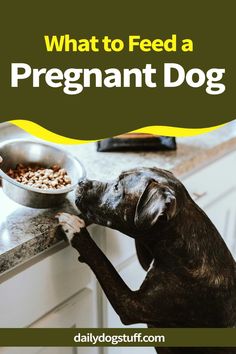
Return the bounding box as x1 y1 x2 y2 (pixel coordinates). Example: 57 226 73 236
10 119 225 145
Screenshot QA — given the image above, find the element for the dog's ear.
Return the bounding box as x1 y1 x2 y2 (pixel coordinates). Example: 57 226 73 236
134 180 176 229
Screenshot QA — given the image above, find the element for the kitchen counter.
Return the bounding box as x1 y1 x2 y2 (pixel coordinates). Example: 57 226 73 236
1 121 236 275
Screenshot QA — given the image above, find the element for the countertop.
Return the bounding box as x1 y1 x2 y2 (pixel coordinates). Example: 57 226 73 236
1 121 236 275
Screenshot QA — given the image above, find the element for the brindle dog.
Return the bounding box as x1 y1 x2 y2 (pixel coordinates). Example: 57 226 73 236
57 168 236 354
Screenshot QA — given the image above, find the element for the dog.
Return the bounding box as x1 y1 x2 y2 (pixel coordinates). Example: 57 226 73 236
57 167 236 354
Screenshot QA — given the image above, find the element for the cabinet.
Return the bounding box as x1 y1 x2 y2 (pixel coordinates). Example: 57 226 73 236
103 256 155 354
203 189 236 258
0 245 94 328
0 243 99 354
103 256 146 329
0 287 98 354
183 150 236 258
31 288 98 354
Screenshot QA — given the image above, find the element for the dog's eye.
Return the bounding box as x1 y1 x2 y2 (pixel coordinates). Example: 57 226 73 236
114 182 119 192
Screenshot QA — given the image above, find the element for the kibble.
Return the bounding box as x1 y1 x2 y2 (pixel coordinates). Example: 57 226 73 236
7 164 71 190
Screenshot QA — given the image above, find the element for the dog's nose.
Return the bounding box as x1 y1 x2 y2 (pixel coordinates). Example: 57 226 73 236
78 179 93 189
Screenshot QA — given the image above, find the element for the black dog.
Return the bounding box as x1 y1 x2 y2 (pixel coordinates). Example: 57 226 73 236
57 168 236 354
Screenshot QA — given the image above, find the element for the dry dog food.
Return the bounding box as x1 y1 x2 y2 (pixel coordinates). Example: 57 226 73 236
7 164 71 190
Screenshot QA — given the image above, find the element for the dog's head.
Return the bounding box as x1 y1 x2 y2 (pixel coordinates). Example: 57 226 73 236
76 167 187 236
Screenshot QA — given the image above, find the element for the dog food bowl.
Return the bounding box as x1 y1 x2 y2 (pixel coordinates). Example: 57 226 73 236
0 139 86 208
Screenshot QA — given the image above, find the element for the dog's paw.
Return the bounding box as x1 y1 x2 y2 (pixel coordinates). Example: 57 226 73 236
56 212 86 243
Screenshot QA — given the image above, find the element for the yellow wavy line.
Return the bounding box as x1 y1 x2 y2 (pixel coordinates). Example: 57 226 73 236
131 125 225 137
10 120 225 145
10 120 94 144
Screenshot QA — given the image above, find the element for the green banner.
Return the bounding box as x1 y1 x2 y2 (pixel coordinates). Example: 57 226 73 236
1 1 235 139
0 328 236 347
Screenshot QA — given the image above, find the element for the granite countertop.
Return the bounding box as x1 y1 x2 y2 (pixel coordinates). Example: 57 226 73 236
1 121 236 275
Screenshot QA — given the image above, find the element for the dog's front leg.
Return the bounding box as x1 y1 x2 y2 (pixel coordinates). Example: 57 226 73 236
57 212 153 325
